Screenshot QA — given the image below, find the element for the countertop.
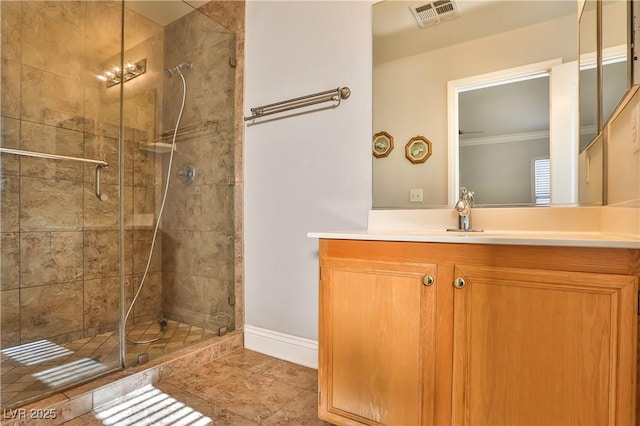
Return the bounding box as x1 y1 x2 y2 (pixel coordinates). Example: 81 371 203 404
307 229 640 249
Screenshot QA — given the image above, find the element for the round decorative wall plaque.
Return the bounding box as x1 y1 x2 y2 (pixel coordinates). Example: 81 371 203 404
405 136 432 164
372 131 394 158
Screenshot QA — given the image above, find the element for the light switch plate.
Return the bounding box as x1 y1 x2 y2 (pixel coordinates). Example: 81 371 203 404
409 188 423 202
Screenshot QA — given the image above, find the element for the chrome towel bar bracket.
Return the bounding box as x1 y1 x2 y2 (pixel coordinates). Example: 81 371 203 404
244 86 351 122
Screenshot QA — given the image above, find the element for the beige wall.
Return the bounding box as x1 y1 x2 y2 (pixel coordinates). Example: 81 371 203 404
607 89 640 206
244 1 372 348
578 134 604 205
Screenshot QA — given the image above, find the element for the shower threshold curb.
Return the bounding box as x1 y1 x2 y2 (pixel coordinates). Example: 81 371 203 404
3 331 243 426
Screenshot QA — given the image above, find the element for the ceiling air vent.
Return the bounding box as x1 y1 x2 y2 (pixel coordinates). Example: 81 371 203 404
410 0 460 28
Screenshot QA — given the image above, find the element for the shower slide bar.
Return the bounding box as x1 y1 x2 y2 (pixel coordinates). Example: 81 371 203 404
244 86 351 121
0 147 109 202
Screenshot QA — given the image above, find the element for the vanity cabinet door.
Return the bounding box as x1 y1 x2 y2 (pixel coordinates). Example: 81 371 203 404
451 264 637 426
318 257 438 426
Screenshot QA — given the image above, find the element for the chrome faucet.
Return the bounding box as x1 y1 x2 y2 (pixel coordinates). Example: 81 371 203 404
454 187 474 231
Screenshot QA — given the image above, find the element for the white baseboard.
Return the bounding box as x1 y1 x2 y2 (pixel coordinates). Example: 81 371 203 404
243 324 318 369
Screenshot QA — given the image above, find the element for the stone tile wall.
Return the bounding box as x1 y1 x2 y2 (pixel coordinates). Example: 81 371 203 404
160 8 238 332
0 0 244 350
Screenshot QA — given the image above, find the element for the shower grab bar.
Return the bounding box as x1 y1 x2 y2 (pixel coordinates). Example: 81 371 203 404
0 147 108 165
0 147 109 202
244 86 351 121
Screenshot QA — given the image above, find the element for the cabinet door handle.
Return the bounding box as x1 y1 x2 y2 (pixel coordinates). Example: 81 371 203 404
453 277 466 289
423 275 435 286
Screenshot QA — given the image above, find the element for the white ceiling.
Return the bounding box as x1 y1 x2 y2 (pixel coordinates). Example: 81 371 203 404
373 0 577 65
374 0 497 36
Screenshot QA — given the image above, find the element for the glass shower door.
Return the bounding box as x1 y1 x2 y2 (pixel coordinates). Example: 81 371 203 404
120 1 237 366
0 0 125 409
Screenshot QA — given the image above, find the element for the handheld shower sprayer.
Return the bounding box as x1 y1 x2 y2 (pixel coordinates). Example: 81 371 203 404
126 60 191 346
164 62 193 78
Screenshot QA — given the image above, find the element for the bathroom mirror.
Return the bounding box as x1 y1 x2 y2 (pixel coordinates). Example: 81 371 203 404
579 0 599 152
579 0 630 152
373 1 583 209
601 1 630 126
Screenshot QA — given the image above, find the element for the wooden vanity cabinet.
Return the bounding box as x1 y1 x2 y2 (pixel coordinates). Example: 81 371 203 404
318 239 639 426
317 256 438 425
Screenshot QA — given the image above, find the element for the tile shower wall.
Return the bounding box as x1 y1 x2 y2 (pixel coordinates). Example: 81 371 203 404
160 10 237 332
0 1 164 347
1 0 241 351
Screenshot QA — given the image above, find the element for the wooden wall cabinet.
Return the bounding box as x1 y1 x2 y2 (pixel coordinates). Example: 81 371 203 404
318 239 639 426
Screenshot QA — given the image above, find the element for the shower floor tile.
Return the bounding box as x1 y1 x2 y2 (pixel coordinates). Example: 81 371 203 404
0 319 218 409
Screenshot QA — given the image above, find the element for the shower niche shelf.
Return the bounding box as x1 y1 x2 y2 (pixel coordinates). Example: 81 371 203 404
138 142 175 154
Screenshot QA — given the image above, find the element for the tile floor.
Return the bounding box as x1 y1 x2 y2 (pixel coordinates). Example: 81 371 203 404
1 320 217 409
61 348 331 425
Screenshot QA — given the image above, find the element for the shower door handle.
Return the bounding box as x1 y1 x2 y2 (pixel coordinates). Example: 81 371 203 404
95 164 109 202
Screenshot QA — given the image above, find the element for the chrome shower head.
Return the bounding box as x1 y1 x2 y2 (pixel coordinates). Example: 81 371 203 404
164 62 193 78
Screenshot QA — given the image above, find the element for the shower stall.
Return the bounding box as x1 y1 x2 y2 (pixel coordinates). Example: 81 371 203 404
0 0 239 409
